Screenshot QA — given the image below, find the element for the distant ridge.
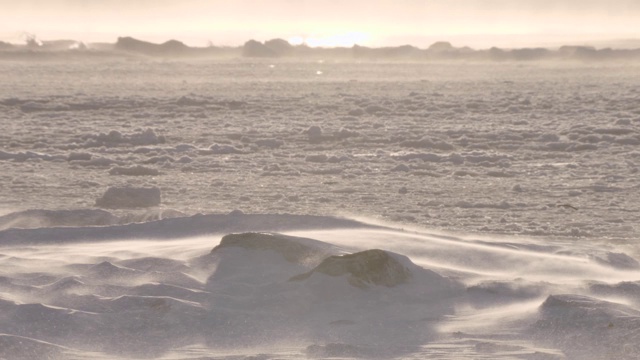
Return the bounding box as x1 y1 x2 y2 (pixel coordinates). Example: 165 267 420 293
113 36 236 57
115 37 189 55
1 36 640 61
0 41 15 50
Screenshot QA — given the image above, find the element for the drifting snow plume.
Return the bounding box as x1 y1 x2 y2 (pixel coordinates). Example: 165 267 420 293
0 209 119 230
531 294 640 359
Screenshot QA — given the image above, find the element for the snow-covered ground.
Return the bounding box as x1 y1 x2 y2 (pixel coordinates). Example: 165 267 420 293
1 59 639 359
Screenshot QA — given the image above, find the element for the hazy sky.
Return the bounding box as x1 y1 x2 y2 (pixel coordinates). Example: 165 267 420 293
1 0 639 48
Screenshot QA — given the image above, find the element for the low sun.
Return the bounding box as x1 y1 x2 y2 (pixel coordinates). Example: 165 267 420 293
288 32 371 47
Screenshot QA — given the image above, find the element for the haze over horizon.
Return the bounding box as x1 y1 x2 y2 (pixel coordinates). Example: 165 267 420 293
1 0 640 49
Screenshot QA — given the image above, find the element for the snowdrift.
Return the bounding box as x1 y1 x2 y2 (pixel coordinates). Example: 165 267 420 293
531 294 640 359
0 211 639 359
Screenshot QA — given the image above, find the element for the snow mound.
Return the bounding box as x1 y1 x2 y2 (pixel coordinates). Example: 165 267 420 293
40 276 86 293
531 294 640 359
467 279 556 307
590 252 640 270
590 281 640 304
290 249 413 288
201 231 463 348
88 261 141 278
95 186 161 208
4 210 639 357
538 294 640 318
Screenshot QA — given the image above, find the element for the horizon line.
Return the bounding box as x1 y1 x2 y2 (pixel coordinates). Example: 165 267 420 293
2 32 640 51
3 34 640 51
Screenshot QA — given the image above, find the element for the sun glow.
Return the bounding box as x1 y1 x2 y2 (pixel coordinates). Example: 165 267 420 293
288 32 371 48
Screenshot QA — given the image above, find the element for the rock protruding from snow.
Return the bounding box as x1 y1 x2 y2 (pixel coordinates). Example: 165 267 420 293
95 186 161 209
307 125 323 143
290 249 413 288
211 232 336 264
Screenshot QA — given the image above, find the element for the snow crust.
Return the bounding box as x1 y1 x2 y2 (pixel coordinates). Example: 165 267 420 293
1 61 639 240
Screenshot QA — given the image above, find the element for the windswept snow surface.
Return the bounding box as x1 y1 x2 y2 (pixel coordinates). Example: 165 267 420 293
1 60 640 359
0 213 638 359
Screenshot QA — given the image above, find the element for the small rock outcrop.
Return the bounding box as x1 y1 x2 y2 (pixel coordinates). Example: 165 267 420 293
211 232 336 264
290 249 413 288
95 186 161 208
